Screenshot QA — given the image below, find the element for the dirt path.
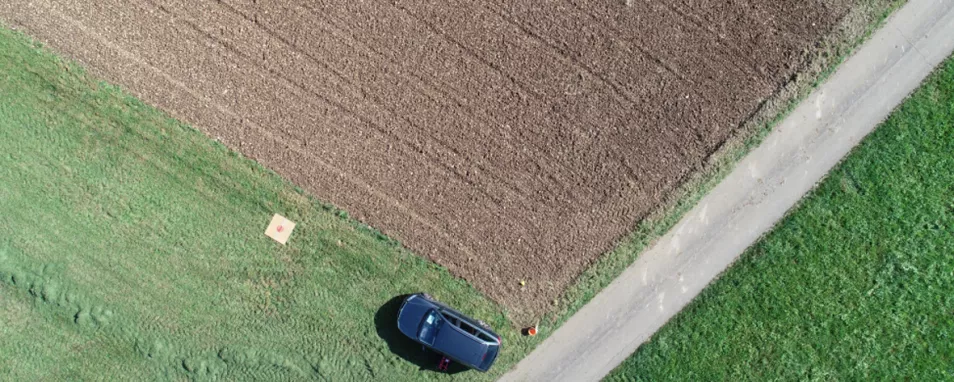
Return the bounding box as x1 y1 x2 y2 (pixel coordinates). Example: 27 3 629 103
0 0 845 320
500 0 954 379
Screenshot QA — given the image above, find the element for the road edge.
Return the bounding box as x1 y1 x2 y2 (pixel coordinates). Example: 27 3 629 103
501 0 954 380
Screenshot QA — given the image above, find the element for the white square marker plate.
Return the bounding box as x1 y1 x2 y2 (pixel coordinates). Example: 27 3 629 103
265 214 296 245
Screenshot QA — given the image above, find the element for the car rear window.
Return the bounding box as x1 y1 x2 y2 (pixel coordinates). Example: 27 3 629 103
480 342 500 371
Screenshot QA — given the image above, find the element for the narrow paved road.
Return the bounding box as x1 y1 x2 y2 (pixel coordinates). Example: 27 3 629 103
501 0 954 380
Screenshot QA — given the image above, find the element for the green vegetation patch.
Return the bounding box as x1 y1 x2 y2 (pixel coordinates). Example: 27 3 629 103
0 27 520 381
607 56 954 380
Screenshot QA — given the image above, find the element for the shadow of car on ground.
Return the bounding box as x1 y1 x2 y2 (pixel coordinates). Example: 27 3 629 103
375 294 469 375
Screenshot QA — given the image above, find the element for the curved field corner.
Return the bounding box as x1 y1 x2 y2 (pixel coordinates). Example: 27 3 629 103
0 0 850 320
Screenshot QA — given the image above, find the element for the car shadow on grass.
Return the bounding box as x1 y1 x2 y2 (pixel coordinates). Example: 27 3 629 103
375 294 468 375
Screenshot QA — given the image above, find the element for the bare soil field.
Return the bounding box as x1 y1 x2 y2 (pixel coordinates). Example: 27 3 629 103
0 0 848 320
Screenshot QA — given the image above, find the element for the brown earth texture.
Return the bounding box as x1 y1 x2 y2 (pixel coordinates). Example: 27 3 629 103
0 0 848 320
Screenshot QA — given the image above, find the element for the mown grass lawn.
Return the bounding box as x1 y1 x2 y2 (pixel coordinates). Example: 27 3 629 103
607 56 954 381
0 27 535 381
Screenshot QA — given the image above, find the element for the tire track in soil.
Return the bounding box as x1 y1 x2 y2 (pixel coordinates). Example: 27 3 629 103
477 0 709 171
0 0 848 322
31 0 462 255
4 0 479 268
143 0 528 258
218 0 540 209
303 0 601 207
381 1 641 203
386 3 676 200
582 0 744 155
143 0 500 258
211 0 552 222
218 0 644 245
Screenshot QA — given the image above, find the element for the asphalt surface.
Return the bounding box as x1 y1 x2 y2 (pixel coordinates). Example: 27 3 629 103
500 0 954 380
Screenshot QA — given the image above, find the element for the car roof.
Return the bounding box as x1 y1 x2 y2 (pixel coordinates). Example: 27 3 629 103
439 310 499 343
432 321 490 365
427 299 500 341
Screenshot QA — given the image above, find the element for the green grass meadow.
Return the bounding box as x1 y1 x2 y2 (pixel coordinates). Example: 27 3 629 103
607 56 954 380
0 27 540 380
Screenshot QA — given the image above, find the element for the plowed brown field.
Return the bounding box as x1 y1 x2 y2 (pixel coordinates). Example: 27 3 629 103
0 0 847 320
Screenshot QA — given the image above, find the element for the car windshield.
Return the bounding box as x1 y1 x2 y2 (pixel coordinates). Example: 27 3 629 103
418 310 443 346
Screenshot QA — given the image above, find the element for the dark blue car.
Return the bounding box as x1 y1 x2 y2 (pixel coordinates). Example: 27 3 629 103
397 293 501 372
